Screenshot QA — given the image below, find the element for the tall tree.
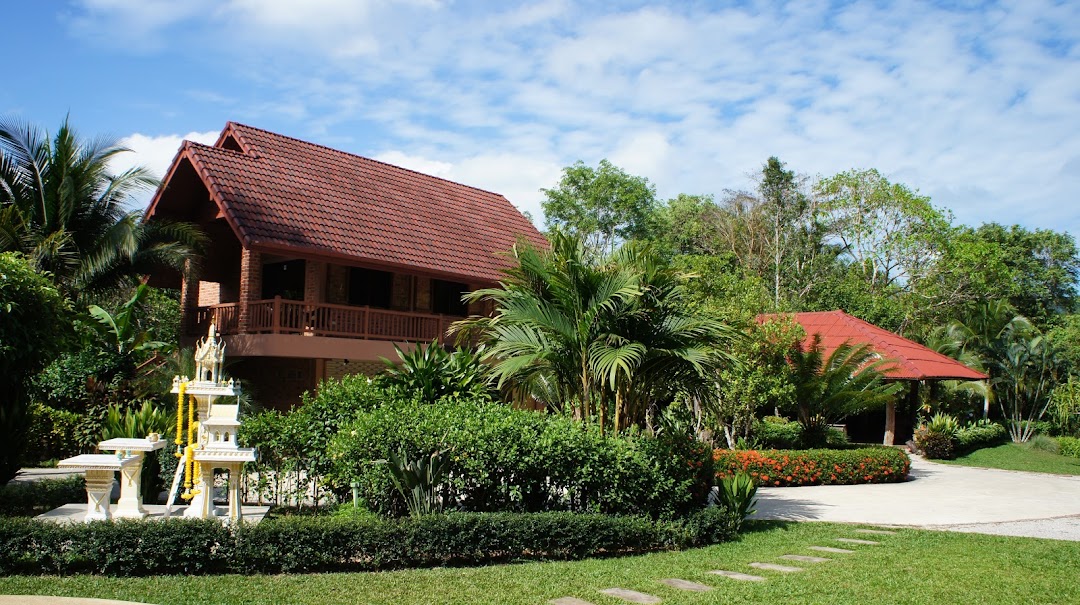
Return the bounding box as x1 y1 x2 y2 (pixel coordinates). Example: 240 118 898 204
0 116 205 299
541 159 658 255
816 168 951 294
970 223 1079 326
758 156 803 309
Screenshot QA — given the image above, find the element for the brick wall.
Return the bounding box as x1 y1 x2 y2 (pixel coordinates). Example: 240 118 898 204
391 273 411 311
237 248 262 332
198 281 221 306
230 357 316 411
327 264 348 304
415 277 432 312
324 359 387 382
305 260 326 303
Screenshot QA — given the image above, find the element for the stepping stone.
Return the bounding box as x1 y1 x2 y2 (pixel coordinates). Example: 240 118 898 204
708 570 767 582
749 562 805 573
809 546 855 554
856 529 897 535
780 554 831 563
599 588 662 604
659 578 712 592
836 538 880 545
551 599 595 605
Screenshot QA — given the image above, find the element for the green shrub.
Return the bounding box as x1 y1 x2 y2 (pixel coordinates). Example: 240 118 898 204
914 427 955 459
915 413 961 459
0 511 740 576
376 341 494 402
22 403 83 465
713 447 910 486
330 398 712 519
955 421 1009 455
0 477 86 517
0 253 74 483
240 374 390 506
753 416 802 449
1059 436 1080 459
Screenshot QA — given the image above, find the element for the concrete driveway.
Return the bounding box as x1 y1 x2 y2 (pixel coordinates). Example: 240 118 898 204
755 454 1080 540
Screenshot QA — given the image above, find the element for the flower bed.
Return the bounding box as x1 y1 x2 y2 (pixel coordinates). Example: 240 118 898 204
714 447 910 487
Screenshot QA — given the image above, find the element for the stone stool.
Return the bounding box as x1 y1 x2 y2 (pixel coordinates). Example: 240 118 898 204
57 454 140 522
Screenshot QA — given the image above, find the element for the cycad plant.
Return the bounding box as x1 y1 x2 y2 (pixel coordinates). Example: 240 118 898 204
0 116 205 300
378 341 493 402
788 336 901 446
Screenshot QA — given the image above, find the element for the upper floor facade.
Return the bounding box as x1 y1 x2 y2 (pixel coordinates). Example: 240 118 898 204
146 122 544 363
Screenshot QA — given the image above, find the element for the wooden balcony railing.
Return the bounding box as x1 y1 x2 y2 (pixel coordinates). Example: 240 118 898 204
195 297 458 343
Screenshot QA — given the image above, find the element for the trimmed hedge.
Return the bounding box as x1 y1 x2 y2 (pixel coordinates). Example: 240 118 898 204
714 447 910 487
0 508 740 576
1059 436 1080 459
0 477 85 517
955 422 1009 456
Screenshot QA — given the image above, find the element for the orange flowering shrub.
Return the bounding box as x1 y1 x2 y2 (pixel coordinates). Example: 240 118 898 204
713 447 910 487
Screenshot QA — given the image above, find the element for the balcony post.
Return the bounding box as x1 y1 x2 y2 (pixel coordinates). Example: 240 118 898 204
272 296 281 334
237 248 262 333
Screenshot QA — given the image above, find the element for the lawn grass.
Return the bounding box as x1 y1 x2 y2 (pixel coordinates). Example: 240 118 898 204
938 442 1080 475
1 521 1077 605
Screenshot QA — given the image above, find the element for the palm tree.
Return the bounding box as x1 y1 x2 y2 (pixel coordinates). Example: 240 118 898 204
932 300 1060 440
787 336 902 446
453 231 734 433
0 116 205 299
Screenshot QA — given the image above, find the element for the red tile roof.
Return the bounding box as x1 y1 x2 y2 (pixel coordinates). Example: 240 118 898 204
759 310 987 381
147 122 547 283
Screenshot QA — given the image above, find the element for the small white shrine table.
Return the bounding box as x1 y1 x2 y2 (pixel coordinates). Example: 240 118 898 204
56 454 140 522
97 438 169 519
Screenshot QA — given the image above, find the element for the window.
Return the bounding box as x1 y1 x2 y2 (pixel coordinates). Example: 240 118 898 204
261 260 305 300
348 267 392 308
432 279 468 316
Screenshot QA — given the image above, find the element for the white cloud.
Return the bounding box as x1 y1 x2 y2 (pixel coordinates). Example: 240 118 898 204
373 150 562 223
64 1 1080 240
110 131 220 208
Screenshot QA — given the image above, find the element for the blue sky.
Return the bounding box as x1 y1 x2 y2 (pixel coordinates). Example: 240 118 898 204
4 1 1079 240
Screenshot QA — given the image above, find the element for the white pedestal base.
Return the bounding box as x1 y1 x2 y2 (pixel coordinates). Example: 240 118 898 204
84 469 116 522
113 454 148 519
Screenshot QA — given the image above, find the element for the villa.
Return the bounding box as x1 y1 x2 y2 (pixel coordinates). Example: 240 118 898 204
145 122 545 408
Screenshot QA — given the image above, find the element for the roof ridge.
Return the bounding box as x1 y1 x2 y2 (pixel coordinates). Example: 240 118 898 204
227 122 512 201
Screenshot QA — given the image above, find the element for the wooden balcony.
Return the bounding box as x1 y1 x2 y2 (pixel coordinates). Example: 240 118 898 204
195 297 457 344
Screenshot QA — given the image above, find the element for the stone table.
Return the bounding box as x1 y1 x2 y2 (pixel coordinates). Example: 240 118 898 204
97 438 168 519
56 454 140 522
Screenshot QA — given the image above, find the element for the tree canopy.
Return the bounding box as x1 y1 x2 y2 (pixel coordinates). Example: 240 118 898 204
0 116 205 300
541 159 658 255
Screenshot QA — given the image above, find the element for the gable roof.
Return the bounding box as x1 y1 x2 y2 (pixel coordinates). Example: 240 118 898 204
146 122 547 283
759 310 987 381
